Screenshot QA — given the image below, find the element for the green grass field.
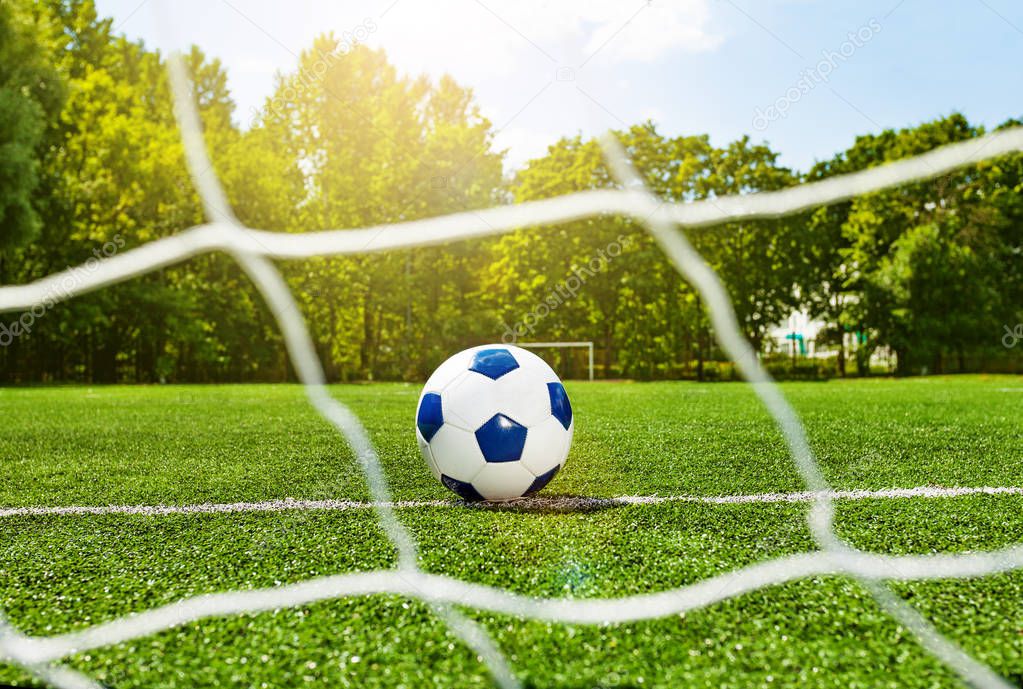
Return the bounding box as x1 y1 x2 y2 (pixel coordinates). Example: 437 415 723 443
2 376 1023 688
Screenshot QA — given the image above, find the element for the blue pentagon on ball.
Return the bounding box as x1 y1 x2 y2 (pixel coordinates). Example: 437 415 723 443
441 474 485 501
416 392 444 442
469 348 520 380
524 464 560 497
474 413 527 462
547 382 572 430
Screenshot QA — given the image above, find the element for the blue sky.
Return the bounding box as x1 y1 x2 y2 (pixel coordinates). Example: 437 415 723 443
96 0 1023 172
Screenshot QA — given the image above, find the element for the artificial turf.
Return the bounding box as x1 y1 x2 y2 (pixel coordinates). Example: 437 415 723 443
1 376 1022 688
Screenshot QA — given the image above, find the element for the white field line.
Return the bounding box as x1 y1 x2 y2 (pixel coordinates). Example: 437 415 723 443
2 484 1022 519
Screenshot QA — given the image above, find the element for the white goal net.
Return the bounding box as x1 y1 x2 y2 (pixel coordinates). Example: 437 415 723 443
1 51 1023 689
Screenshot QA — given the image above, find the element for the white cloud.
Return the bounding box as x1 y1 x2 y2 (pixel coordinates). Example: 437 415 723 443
493 125 560 169
365 0 722 80
578 0 723 63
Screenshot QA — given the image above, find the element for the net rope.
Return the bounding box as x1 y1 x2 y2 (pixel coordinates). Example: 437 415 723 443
1 53 1022 688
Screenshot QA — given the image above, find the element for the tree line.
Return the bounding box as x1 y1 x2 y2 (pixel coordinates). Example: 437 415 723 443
1 0 1021 383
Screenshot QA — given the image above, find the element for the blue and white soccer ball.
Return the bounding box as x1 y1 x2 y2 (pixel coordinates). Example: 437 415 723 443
415 344 573 501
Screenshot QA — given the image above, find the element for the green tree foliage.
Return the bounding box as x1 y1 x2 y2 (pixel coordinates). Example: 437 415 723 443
0 0 65 250
252 38 503 380
1 3 1020 383
0 1 277 383
492 125 694 378
805 114 1023 374
690 137 804 355
501 125 803 379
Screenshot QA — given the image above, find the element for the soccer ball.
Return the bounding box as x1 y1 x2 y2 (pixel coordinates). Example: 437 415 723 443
415 344 573 501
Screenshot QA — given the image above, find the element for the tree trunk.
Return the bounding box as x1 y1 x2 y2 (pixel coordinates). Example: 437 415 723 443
696 327 706 382
360 295 373 380
857 345 872 377
94 339 118 383
602 323 613 379
894 347 909 377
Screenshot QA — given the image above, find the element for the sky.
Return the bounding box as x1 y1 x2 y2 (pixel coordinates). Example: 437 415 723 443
96 0 1023 173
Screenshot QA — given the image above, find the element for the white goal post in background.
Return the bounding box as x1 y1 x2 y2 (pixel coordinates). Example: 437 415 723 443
516 341 594 381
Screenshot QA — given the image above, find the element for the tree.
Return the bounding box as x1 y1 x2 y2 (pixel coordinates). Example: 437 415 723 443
498 125 684 378
804 113 1021 374
254 38 504 381
0 0 65 250
0 1 281 383
689 136 804 357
